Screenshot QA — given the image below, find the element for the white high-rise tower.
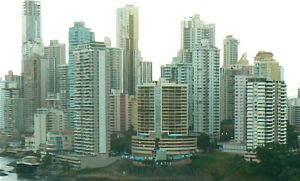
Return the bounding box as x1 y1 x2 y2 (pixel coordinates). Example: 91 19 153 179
180 14 215 63
73 42 110 155
193 41 220 139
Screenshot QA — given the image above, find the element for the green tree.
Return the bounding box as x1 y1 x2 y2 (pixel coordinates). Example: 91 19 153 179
256 143 300 180
197 133 210 152
220 119 234 141
110 126 136 154
61 161 70 171
41 152 52 168
287 123 299 149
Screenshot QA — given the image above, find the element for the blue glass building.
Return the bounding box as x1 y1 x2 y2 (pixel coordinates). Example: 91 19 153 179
68 22 95 129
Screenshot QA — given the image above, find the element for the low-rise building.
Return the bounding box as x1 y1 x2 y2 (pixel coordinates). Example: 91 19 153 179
46 130 73 151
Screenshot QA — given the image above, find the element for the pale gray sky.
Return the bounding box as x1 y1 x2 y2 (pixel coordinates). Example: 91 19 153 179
1 0 299 97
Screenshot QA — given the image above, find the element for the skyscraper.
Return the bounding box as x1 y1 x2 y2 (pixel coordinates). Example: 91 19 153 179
246 78 287 151
137 80 189 136
131 79 196 158
107 48 123 91
22 0 41 44
22 0 43 66
68 22 95 129
220 67 238 123
253 51 281 81
109 90 129 133
44 40 66 95
22 54 47 132
223 35 239 67
161 62 194 129
234 75 248 143
4 71 24 134
220 35 239 123
232 53 287 158
57 64 69 128
220 54 252 123
22 0 45 133
73 42 109 155
116 5 140 95
180 14 215 63
0 79 8 130
193 41 220 139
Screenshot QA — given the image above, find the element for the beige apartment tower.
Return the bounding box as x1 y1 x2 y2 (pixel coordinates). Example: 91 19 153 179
132 79 196 159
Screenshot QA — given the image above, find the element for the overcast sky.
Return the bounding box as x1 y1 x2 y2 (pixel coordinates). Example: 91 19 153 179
1 0 299 97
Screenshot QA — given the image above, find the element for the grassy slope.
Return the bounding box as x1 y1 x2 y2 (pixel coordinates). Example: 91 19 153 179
70 152 272 181
191 152 270 181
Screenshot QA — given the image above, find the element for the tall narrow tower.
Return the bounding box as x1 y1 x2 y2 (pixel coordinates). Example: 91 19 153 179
193 41 220 139
22 0 45 132
22 0 41 44
73 42 110 155
44 40 66 95
68 22 95 129
116 5 140 95
246 78 287 151
223 35 239 67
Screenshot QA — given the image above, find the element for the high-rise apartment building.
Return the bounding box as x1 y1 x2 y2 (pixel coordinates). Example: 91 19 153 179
0 79 8 130
107 48 123 91
116 5 140 95
246 78 287 151
68 22 95 129
109 90 129 133
223 35 239 68
234 75 248 143
172 14 218 136
3 71 24 134
220 67 238 122
57 64 69 128
179 14 215 63
73 42 109 155
232 53 287 158
193 41 220 139
44 40 66 95
220 35 240 123
253 51 281 81
220 54 253 122
138 61 152 85
132 79 196 159
161 62 194 129
128 96 138 131
232 55 253 144
22 54 47 132
137 80 189 136
288 96 300 130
